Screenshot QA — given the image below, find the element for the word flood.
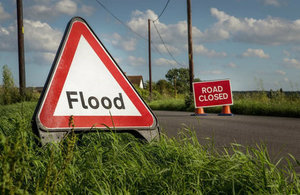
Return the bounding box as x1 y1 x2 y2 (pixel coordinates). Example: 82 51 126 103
66 91 125 110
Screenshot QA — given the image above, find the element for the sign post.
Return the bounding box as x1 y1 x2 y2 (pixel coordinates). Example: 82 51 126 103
32 17 159 145
192 80 233 114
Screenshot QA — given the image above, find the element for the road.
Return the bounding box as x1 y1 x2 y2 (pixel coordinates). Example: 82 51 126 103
154 110 300 163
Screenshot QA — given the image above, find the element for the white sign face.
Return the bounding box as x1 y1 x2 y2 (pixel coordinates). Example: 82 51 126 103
35 17 157 131
33 17 159 145
54 36 141 116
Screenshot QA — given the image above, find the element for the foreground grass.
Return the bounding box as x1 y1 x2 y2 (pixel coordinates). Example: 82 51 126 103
0 102 299 194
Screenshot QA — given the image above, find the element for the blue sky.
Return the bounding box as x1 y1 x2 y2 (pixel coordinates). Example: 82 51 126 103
0 0 300 91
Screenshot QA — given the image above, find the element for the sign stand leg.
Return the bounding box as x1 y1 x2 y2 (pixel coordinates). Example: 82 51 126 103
36 128 160 146
38 130 68 145
135 128 160 142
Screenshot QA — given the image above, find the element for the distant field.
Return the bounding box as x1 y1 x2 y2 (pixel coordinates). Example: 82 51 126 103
0 102 299 194
149 91 300 117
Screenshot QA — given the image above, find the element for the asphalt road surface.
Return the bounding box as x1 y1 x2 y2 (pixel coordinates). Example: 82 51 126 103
154 111 300 163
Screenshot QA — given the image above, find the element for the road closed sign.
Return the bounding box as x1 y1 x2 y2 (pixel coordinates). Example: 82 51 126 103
193 80 233 108
32 17 159 144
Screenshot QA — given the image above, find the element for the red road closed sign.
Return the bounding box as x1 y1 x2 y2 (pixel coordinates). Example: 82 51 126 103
193 80 233 108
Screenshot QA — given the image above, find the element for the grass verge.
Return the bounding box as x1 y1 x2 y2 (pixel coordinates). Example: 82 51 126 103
148 93 300 117
0 102 299 194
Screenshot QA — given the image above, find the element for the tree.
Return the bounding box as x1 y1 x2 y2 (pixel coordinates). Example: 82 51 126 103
154 79 173 95
165 68 200 95
1 65 19 104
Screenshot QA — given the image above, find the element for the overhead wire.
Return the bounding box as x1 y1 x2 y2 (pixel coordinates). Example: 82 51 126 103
152 21 186 67
94 0 170 57
151 0 186 67
153 0 171 22
94 0 183 66
94 0 146 41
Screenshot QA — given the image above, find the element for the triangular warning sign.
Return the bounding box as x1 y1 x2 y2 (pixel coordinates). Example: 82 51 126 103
33 17 157 131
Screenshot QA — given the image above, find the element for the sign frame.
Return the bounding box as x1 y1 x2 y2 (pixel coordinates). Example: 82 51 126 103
192 79 233 108
32 17 159 144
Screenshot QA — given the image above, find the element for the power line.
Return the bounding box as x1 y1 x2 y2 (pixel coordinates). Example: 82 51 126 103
94 0 180 66
94 0 164 56
152 21 186 67
153 0 171 22
94 0 147 40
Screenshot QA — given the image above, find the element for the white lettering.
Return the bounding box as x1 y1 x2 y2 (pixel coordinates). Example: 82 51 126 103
218 86 223 92
223 93 228 100
197 93 229 102
207 87 212 93
199 95 204 102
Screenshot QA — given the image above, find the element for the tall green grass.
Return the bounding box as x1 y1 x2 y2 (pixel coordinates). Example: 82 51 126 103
149 98 186 111
148 92 300 117
0 102 299 194
232 92 300 117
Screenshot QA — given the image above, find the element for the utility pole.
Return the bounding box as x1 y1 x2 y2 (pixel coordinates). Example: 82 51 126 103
148 19 152 100
16 0 26 97
187 0 194 93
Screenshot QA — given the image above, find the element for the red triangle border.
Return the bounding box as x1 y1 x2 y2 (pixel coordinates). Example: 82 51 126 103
37 18 156 130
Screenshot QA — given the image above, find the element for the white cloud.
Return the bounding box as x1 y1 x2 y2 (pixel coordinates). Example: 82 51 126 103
275 70 286 75
40 52 56 63
242 48 270 59
28 52 56 65
202 70 223 75
0 3 10 21
24 20 62 52
263 0 280 7
26 0 78 20
203 8 300 45
154 58 177 66
55 0 77 15
283 58 300 69
110 33 137 51
0 25 15 51
128 10 160 33
0 19 62 53
194 44 227 57
80 5 95 16
128 56 145 66
155 44 180 54
127 7 300 54
127 10 203 51
227 62 237 68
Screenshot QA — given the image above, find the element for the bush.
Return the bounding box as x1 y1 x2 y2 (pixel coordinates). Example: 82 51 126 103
0 65 20 105
0 65 40 105
135 85 162 102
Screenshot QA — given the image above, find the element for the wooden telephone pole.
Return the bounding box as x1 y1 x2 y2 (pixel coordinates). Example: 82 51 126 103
148 19 152 99
187 0 194 93
16 0 26 97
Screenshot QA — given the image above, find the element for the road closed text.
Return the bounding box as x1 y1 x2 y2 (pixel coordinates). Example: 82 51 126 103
193 80 233 108
198 86 228 102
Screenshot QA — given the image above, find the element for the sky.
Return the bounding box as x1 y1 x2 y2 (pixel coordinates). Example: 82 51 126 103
0 0 300 91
